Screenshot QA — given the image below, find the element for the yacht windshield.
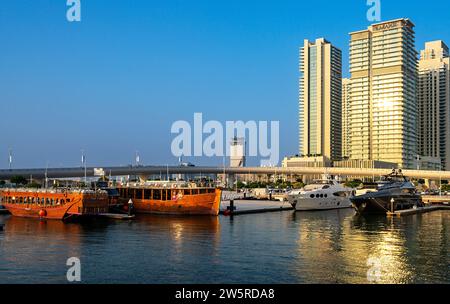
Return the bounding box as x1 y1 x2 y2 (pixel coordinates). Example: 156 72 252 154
303 180 333 191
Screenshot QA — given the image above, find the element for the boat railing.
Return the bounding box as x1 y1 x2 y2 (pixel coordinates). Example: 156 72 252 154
124 182 216 189
0 188 108 195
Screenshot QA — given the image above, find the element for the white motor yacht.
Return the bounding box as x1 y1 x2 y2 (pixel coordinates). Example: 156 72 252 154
287 177 354 211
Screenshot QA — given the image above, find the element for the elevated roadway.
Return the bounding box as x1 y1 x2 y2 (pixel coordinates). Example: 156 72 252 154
1 166 450 180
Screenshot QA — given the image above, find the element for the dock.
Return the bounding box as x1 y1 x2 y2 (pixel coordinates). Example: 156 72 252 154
387 205 450 217
97 213 135 220
220 200 293 215
421 195 450 204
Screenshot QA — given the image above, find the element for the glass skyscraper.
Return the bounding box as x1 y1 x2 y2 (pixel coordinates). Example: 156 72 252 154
418 41 450 170
349 19 418 169
299 38 342 161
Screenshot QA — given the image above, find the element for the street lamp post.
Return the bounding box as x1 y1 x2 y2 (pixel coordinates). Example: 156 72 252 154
8 149 12 170
81 150 87 187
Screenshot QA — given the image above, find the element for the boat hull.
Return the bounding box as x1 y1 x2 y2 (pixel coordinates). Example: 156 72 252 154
122 189 222 216
290 197 352 211
3 202 77 220
351 194 422 215
0 190 110 220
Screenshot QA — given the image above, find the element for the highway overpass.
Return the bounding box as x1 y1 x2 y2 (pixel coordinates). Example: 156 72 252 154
1 165 450 180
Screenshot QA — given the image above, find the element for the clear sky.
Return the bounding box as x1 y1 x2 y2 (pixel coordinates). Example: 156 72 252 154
1 0 449 169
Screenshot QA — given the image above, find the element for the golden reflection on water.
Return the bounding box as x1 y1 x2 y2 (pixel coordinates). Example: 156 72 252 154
294 210 419 283
134 215 221 260
0 210 448 283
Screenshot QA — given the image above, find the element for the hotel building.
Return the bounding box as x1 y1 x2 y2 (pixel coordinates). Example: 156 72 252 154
418 41 450 170
349 18 418 169
299 38 342 162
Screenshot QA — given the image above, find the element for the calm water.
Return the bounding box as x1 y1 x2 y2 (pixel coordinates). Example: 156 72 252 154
0 209 449 284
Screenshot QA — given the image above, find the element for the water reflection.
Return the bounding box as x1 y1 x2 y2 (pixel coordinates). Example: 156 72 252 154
0 210 448 284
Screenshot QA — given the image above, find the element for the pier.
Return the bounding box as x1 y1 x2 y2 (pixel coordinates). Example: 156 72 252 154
421 195 450 204
97 213 136 220
220 200 293 215
387 205 450 217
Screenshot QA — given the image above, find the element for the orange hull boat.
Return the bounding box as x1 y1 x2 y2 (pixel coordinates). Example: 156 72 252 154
118 187 222 215
0 189 110 220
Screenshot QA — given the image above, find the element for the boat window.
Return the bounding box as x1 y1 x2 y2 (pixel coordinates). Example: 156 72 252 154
153 189 161 200
162 190 167 201
315 194 320 198
192 189 199 195
184 189 191 196
144 189 151 200
200 189 207 194
323 185 330 189
324 194 328 198
310 194 314 198
333 192 347 197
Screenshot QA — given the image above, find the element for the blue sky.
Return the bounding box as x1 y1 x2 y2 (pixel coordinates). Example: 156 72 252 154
1 0 449 168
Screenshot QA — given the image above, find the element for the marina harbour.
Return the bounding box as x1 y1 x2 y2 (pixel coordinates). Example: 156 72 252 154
2 0 450 289
0 208 448 284
0 172 449 284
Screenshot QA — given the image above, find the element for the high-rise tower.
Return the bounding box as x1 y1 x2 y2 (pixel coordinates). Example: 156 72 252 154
349 19 418 169
418 40 450 170
299 38 342 161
